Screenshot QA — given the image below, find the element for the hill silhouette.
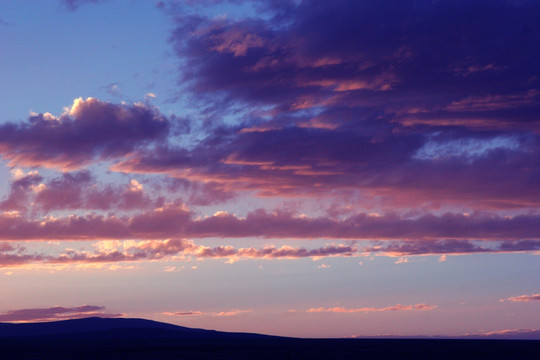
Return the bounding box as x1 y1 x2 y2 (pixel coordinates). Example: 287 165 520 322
0 316 271 339
1 317 539 359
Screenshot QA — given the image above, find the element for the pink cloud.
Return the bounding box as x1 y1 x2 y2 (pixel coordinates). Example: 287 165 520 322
3 236 536 269
445 90 539 112
504 294 540 302
111 126 540 210
162 309 251 317
0 239 359 268
302 303 437 313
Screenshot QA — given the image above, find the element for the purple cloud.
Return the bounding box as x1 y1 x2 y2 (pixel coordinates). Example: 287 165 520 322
172 0 540 115
1 236 537 269
0 305 121 322
463 329 540 340
112 122 540 209
0 98 170 170
62 0 104 11
112 0 536 211
2 205 540 242
0 238 358 268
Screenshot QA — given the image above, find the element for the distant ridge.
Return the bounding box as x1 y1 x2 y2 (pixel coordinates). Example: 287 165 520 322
0 316 276 339
0 317 539 360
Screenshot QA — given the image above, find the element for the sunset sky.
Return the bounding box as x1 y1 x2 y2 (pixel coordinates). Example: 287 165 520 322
0 0 539 338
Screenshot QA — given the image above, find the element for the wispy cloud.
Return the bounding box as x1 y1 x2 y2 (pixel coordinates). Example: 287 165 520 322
502 294 540 302
463 329 540 340
0 305 121 322
0 239 358 268
294 303 437 314
162 309 252 317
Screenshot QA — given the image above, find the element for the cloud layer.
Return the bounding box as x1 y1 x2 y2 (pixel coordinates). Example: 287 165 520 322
2 204 540 242
0 1 539 267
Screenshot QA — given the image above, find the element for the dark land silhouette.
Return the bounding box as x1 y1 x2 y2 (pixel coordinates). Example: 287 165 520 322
0 317 539 359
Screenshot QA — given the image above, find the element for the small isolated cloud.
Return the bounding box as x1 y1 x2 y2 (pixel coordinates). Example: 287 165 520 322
0 305 122 322
101 82 122 98
300 303 437 314
62 0 103 11
145 93 157 101
318 263 330 269
0 17 13 26
503 294 540 302
163 309 251 317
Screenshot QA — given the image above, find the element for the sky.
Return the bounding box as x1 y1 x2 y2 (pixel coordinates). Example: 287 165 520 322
0 0 539 339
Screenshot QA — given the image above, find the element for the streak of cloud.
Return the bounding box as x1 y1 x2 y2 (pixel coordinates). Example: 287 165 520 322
0 305 121 322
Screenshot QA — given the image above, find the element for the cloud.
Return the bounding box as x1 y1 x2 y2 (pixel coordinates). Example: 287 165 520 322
31 173 157 212
463 329 540 340
0 305 121 322
0 98 170 170
0 17 13 27
113 125 540 209
171 0 540 116
363 239 540 257
1 236 538 269
504 294 540 302
101 82 122 98
298 303 437 314
0 238 358 268
62 0 104 11
2 204 540 244
4 1 540 212
0 170 43 211
135 0 540 211
162 309 252 317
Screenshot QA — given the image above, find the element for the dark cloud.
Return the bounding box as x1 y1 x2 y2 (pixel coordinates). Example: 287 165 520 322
132 0 539 209
173 0 540 113
115 130 540 207
0 98 170 170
